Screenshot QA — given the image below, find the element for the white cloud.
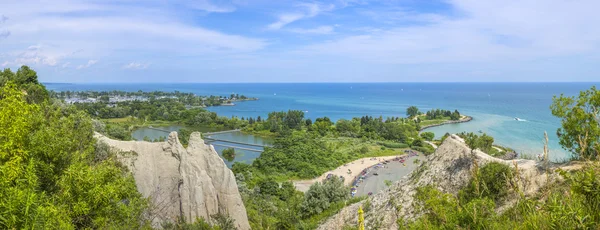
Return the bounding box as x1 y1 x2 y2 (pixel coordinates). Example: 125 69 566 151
77 60 97 69
297 0 600 64
288 26 334 34
267 3 335 30
62 62 70 68
1 45 62 67
123 62 149 69
0 0 267 71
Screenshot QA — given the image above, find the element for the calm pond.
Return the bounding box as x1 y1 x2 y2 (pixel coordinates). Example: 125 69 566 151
132 126 272 167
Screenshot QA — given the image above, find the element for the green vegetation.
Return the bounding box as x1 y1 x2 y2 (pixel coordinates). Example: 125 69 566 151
52 89 256 107
457 132 504 157
300 176 349 217
401 85 600 229
424 108 461 121
222 148 236 162
0 67 149 229
419 131 435 141
406 106 420 118
550 85 599 160
405 162 600 230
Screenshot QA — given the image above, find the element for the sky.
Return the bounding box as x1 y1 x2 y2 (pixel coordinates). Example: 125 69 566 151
1 0 600 83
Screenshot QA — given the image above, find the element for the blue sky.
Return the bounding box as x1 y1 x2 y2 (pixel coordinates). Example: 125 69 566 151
1 0 599 83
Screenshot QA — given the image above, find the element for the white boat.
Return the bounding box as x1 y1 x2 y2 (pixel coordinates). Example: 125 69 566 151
515 117 523 121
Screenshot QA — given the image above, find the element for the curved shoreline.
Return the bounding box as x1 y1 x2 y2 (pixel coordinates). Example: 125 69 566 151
419 115 473 131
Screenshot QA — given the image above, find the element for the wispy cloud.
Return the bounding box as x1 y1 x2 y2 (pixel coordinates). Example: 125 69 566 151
123 62 149 69
1 44 61 67
288 26 334 34
267 3 335 30
77 60 97 69
297 0 600 64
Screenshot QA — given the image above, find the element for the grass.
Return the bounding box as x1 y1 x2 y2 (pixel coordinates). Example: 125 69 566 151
101 116 135 123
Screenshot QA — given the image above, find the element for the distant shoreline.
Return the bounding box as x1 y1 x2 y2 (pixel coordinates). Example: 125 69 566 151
419 115 473 131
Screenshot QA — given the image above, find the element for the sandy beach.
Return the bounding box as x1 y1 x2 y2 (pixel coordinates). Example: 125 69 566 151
294 155 406 192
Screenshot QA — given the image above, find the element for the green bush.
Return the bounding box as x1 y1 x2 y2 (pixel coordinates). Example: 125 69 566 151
222 148 236 162
460 162 513 203
379 142 409 148
411 146 434 155
300 176 348 217
360 146 370 154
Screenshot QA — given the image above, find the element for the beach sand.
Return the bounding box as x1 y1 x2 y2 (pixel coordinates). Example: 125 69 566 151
294 155 407 192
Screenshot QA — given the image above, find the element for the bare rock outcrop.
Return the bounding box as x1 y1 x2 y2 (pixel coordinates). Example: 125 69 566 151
96 132 250 230
318 134 557 230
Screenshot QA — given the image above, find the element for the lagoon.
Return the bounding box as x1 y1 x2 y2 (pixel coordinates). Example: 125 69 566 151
132 126 271 167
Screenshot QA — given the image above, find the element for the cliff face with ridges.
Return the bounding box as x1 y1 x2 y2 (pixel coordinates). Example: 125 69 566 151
96 132 250 230
318 134 558 230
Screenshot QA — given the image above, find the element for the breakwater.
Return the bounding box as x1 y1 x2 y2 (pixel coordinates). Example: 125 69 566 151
420 116 473 131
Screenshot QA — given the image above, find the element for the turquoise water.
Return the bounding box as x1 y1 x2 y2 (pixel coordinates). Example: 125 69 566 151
46 82 599 160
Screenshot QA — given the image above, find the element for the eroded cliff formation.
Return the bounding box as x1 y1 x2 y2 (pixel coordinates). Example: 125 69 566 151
318 134 560 230
96 132 250 230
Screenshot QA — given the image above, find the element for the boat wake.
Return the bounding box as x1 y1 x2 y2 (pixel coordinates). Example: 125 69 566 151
514 117 527 122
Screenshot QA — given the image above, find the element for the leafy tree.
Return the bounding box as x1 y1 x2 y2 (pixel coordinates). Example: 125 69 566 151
0 81 148 229
284 110 305 130
336 119 360 137
300 176 348 217
550 86 600 160
222 148 236 162
420 132 435 141
406 106 419 118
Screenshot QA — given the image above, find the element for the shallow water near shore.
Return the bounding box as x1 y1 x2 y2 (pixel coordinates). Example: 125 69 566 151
47 82 599 160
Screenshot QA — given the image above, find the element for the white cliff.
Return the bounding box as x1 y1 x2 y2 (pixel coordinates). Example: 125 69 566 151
96 132 250 230
318 134 562 230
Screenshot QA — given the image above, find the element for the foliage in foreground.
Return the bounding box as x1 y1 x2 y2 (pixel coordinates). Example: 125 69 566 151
550 85 599 160
0 78 149 229
405 162 600 230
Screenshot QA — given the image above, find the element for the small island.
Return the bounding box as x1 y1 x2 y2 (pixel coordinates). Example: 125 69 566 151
405 106 472 130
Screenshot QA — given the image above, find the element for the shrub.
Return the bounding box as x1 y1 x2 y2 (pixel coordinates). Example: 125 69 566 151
459 162 513 203
222 148 236 162
360 146 369 154
411 146 434 155
379 142 409 148
420 132 435 141
300 176 348 217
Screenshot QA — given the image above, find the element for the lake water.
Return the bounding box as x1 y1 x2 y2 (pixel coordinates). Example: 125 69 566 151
132 126 271 167
206 131 273 167
46 82 600 160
